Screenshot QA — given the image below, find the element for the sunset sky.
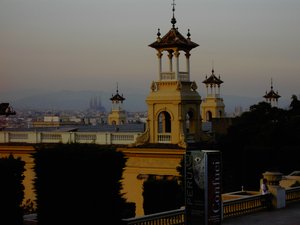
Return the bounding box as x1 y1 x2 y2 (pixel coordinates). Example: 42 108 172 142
1 0 299 107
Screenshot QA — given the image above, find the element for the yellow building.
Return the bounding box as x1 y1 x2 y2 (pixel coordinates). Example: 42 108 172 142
108 86 127 125
0 3 205 217
121 3 205 216
201 68 225 122
134 5 202 148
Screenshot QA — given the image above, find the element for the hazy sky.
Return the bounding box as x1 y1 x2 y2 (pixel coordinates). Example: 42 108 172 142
1 0 300 104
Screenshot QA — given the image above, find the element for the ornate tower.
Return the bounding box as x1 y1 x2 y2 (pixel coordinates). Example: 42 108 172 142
108 85 127 125
263 78 281 107
141 2 202 147
201 68 225 122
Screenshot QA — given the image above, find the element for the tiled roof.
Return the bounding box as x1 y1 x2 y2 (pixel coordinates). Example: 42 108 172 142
203 69 223 85
149 28 199 51
110 93 125 102
263 89 281 99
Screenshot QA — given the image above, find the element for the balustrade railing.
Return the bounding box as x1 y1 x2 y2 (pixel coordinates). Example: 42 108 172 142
75 134 96 141
160 72 189 81
157 133 171 143
123 208 184 225
0 130 140 145
41 133 62 142
178 72 189 81
160 72 175 80
286 186 300 203
122 193 274 225
223 193 270 218
9 133 28 140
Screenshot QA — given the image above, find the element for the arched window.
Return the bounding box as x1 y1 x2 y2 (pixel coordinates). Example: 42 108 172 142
186 110 194 133
206 111 212 122
219 110 222 118
158 111 171 133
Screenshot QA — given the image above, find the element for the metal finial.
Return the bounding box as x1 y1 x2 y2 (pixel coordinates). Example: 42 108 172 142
157 28 161 37
187 29 191 39
116 82 119 93
171 0 177 28
172 0 176 12
269 78 274 91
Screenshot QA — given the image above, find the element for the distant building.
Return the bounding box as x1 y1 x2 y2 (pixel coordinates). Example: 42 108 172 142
32 115 84 128
136 5 202 148
32 115 60 127
201 68 225 122
89 96 106 112
233 106 244 117
108 86 127 125
263 79 281 107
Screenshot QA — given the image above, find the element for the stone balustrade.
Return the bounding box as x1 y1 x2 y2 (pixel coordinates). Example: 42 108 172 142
122 186 300 225
0 131 141 145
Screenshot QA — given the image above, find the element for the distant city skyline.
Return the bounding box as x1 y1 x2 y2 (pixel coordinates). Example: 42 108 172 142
1 0 299 110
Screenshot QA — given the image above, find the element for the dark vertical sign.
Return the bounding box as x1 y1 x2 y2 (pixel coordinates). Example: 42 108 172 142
185 150 222 225
206 150 222 225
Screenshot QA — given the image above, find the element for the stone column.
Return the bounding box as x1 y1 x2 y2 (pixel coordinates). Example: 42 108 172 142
157 51 163 80
168 51 173 72
185 52 191 81
262 171 286 209
174 50 180 80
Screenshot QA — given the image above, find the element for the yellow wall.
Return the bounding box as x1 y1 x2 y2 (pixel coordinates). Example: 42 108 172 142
146 80 202 145
108 110 127 125
120 147 185 216
0 146 36 205
1 145 184 217
201 97 225 122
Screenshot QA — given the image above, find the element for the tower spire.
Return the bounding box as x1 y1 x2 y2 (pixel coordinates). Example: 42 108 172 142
271 78 273 90
171 0 177 28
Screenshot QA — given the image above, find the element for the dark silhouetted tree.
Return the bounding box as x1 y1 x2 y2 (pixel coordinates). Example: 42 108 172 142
219 99 300 192
143 177 182 215
0 154 25 225
33 144 129 225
